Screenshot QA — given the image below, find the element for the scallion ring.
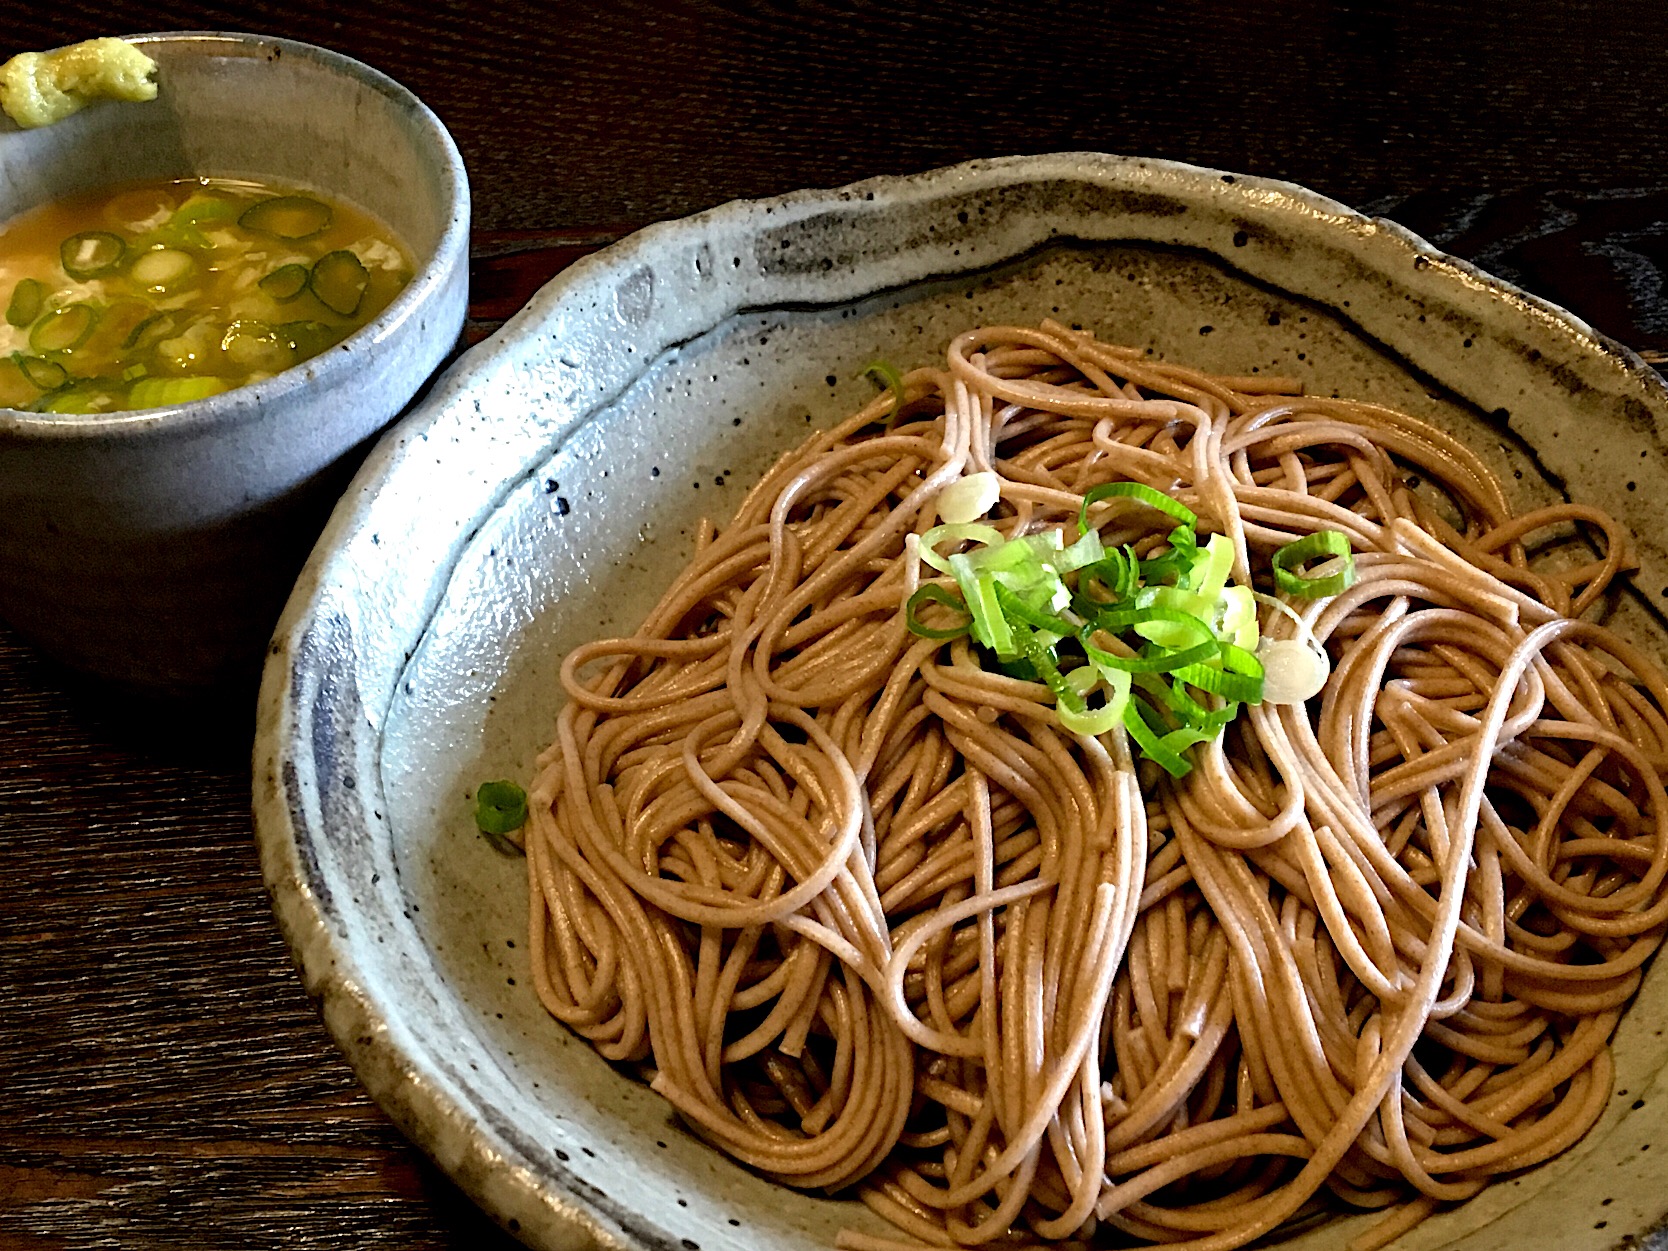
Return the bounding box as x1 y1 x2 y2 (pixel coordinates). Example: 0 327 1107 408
1081 625 1219 675
992 580 1073 636
1122 700 1194 778
859 358 906 429
475 780 528 836
1272 530 1357 598
905 585 973 639
1079 481 1198 536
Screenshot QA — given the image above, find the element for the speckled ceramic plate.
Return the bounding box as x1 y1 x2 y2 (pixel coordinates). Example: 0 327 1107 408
253 154 1668 1251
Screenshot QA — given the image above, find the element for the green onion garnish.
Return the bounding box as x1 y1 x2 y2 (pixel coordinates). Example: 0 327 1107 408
126 375 229 408
905 585 973 639
6 277 44 327
239 194 333 241
950 551 1014 657
1170 647 1264 702
918 523 1004 574
902 478 1311 773
259 262 311 302
1085 638 1218 677
1137 523 1200 588
475 780 528 836
1079 480 1198 535
1059 664 1130 736
1272 530 1357 598
60 230 126 279
992 580 1072 636
309 250 370 317
1122 700 1196 778
1016 622 1082 716
14 353 67 391
859 358 906 429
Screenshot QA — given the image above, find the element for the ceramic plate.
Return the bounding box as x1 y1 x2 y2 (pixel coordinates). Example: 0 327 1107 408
253 153 1668 1251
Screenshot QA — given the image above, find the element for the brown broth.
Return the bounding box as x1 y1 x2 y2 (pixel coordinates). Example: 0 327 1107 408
0 175 413 413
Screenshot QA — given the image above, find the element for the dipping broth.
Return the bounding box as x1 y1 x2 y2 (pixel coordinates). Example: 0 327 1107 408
0 176 413 413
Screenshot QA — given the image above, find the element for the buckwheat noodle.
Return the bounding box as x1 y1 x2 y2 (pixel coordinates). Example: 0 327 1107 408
524 320 1668 1250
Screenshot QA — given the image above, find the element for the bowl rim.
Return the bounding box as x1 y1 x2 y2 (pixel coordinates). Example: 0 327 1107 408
0 29 470 442
253 151 1668 1251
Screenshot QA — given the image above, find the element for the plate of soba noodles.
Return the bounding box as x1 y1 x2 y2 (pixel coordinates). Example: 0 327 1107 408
253 153 1668 1251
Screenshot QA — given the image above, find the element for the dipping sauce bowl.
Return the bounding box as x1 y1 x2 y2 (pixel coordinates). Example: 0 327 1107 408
0 31 469 700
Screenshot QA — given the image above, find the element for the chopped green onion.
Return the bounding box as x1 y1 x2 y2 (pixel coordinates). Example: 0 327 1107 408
1217 641 1264 678
905 585 973 639
1136 672 1241 734
1170 658 1264 703
1081 620 1218 674
60 230 126 279
1130 587 1215 648
239 194 333 241
1059 702 1126 737
1080 480 1198 535
992 580 1073 636
1053 530 1106 573
1192 533 1235 601
1160 722 1217 760
951 551 1013 658
13 354 67 390
1218 584 1259 651
918 523 1005 574
163 194 239 247
475 780 528 836
29 302 97 353
859 358 906 428
127 375 229 408
1137 523 1199 586
905 478 1284 773
123 312 168 350
993 563 1070 617
1058 665 1130 736
175 194 237 224
1016 623 1081 712
1272 530 1357 598
6 278 43 327
259 262 311 301
277 320 340 357
309 250 370 317
36 386 105 414
129 246 199 292
974 529 1058 573
1123 700 1195 778
221 320 295 372
1085 595 1206 636
1077 546 1138 606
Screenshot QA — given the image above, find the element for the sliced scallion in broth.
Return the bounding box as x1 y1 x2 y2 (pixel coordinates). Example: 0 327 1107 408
59 230 126 278
0 175 413 413
238 194 332 241
6 277 43 326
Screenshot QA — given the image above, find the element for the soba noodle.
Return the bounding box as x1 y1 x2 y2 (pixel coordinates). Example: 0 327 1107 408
523 320 1668 1250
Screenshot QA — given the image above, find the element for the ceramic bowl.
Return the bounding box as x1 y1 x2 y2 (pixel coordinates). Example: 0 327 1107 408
0 31 469 700
255 154 1668 1251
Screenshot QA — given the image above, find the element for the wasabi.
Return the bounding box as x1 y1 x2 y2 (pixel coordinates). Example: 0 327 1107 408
0 38 157 129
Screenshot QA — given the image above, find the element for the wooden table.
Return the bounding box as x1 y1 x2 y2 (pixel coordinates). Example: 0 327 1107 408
5 2 1668 1247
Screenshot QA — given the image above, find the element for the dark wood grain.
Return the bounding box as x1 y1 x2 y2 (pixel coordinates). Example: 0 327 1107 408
6 0 1668 230
0 625 524 1251
5 2 1668 1249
